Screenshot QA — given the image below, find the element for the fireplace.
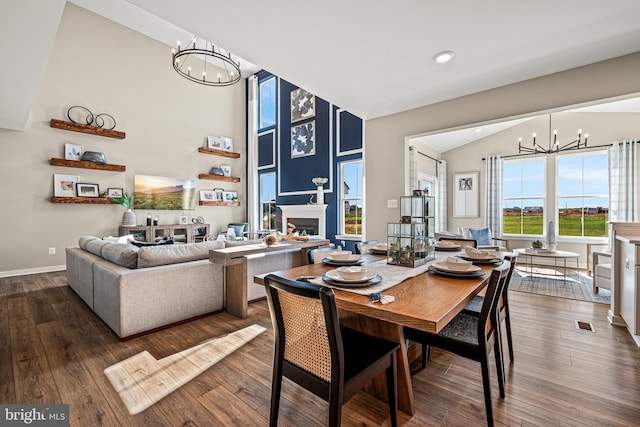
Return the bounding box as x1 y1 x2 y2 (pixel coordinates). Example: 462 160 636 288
278 204 328 238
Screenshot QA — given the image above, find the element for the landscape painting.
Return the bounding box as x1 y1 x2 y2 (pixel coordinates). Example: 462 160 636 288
134 175 196 210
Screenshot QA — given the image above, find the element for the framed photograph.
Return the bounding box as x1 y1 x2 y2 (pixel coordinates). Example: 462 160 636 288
291 121 315 158
214 188 224 201
64 143 83 161
134 175 196 210
222 191 237 202
221 137 233 152
107 188 123 198
453 171 479 217
179 215 188 225
207 136 223 150
76 183 100 198
290 88 315 123
53 173 79 197
199 190 215 201
220 165 231 177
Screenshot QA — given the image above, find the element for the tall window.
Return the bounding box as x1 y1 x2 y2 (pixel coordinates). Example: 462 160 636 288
260 173 276 231
259 77 276 130
556 152 609 237
503 158 545 236
340 160 363 236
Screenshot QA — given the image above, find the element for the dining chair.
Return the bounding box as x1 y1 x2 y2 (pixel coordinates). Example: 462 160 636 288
403 261 511 427
264 274 399 427
438 237 478 249
463 253 518 363
355 239 380 254
307 245 339 264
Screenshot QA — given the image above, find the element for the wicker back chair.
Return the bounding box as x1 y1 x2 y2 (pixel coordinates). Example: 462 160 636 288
355 239 380 254
264 274 399 427
438 237 478 249
307 245 339 264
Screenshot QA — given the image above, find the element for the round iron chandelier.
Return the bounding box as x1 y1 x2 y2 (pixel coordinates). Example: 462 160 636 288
172 36 241 87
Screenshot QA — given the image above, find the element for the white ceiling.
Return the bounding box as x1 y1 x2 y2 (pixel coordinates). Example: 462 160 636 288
1 0 640 131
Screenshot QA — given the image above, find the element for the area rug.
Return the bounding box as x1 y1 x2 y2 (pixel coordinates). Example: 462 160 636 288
104 324 266 415
510 266 611 304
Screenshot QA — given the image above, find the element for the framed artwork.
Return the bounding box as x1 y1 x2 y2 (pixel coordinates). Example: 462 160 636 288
199 190 215 201
107 188 123 198
290 88 315 123
53 173 79 197
207 136 223 150
221 137 233 152
64 143 83 160
291 121 315 158
453 171 479 217
134 175 196 210
220 165 231 177
222 191 237 202
179 215 188 225
214 188 224 201
76 183 100 198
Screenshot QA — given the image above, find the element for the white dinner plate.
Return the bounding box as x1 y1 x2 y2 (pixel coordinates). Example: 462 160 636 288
325 268 377 283
432 262 481 273
325 254 362 263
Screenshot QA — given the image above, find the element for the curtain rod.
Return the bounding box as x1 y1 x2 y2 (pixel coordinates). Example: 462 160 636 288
481 143 613 160
410 146 442 163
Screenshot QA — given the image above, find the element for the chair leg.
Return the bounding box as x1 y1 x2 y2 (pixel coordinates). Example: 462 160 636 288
421 344 431 368
504 310 515 362
328 384 343 427
269 361 283 427
480 359 495 427
386 353 398 427
493 338 505 398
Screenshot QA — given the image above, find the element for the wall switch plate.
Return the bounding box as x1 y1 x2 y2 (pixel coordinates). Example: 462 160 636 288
49 247 56 255
387 199 398 208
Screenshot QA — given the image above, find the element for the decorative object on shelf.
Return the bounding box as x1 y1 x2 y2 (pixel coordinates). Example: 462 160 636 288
532 239 544 249
263 234 278 246
172 36 241 87
65 143 83 160
200 190 216 201
192 216 204 224
53 173 79 197
214 188 224 201
222 191 238 202
112 192 136 226
154 216 159 226
453 171 479 217
107 188 123 198
518 128 588 155
220 165 231 177
412 189 423 197
76 183 100 198
66 105 117 130
290 88 315 123
179 215 188 225
207 136 224 150
291 121 315 158
147 214 152 226
312 177 327 205
80 151 106 163
209 166 224 176
134 175 196 210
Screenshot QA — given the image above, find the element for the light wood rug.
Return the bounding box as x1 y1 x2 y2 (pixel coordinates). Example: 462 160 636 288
104 324 266 415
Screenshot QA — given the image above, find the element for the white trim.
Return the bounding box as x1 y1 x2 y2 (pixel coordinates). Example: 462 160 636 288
0 264 66 278
336 109 363 156
257 128 276 170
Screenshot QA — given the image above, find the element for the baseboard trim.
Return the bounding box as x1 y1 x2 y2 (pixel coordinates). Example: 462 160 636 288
0 265 66 278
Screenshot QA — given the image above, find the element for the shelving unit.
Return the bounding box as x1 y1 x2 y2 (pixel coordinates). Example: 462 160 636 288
198 147 240 158
50 158 125 172
199 201 240 207
50 118 126 139
197 173 240 183
51 197 115 204
120 223 210 243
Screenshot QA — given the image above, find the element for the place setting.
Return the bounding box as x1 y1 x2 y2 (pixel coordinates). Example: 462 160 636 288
456 247 502 264
321 250 365 266
428 256 485 278
434 240 462 251
322 266 382 288
368 242 389 255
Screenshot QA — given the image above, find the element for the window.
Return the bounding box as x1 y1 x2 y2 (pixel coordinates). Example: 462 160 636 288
503 158 545 235
340 160 363 236
260 173 276 231
556 152 609 237
259 77 276 130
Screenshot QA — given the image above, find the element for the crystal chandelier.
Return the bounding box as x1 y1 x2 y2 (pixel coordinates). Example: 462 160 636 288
171 36 241 87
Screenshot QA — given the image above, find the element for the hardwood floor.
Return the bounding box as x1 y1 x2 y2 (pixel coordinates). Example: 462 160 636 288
1 272 639 426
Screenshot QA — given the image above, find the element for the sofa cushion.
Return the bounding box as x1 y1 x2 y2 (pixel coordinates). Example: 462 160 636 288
468 227 492 246
79 235 99 250
137 241 225 268
85 238 110 257
101 243 139 269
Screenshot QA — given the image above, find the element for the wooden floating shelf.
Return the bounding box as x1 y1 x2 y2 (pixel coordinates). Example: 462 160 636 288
50 118 126 139
50 158 126 172
51 197 115 204
198 147 240 158
199 201 240 207
198 173 240 183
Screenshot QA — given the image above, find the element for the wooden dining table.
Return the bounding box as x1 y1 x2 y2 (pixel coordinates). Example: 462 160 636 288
254 252 504 416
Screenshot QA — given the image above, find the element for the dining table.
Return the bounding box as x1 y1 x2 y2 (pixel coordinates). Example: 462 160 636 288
254 249 508 416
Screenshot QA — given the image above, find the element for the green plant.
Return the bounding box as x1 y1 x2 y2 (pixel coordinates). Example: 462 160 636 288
112 192 133 209
532 239 543 247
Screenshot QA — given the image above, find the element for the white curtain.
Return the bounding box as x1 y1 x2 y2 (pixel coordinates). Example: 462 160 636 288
247 76 260 233
484 155 503 237
437 160 447 232
409 146 418 191
608 140 638 222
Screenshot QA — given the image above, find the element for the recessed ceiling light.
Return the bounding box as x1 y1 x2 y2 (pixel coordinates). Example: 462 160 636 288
474 127 482 133
433 51 455 63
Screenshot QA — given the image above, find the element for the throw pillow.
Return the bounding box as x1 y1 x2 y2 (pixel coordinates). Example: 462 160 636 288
130 239 174 247
468 228 491 246
229 225 246 239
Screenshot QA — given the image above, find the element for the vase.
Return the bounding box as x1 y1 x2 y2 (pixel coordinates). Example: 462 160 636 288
316 185 324 205
122 209 136 226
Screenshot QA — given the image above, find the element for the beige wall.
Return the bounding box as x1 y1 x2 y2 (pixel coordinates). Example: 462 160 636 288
0 4 246 275
366 52 640 246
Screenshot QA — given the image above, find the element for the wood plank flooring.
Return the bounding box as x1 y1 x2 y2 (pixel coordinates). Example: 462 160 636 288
1 272 639 426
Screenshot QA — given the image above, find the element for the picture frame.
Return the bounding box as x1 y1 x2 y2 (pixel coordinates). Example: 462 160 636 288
453 171 479 217
76 183 100 198
64 143 83 161
53 173 79 197
290 88 315 123
221 137 233 152
291 121 315 158
199 190 215 201
107 188 123 198
207 136 223 150
222 191 237 202
178 215 188 225
220 165 231 177
214 188 224 201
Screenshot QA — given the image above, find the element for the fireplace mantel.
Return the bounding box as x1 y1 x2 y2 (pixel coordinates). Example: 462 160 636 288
278 204 328 238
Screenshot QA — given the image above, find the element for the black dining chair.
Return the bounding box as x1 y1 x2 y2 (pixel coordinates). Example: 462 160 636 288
264 274 399 427
403 261 511 427
438 237 478 249
355 239 380 254
307 245 339 264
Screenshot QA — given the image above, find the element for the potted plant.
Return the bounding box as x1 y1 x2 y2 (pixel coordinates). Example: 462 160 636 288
112 192 136 226
532 239 544 249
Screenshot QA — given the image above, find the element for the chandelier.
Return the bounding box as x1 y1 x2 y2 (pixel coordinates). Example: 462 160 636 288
172 36 241 86
518 129 588 155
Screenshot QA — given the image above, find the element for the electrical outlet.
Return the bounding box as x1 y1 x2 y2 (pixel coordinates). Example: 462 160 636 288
341 240 346 247
49 247 56 255
387 199 398 208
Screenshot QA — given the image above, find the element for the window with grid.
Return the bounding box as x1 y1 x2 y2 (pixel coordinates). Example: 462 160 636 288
260 172 276 232
340 160 363 236
502 158 545 236
259 77 276 130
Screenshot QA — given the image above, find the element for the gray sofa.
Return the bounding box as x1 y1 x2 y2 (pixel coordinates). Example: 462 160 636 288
66 236 227 339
